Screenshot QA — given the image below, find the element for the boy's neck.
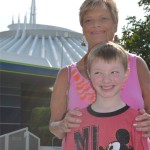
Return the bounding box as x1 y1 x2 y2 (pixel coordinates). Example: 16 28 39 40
91 98 126 113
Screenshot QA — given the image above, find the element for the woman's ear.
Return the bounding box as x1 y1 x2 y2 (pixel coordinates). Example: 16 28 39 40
113 23 118 34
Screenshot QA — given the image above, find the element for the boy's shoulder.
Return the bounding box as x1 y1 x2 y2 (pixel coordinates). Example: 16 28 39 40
79 107 88 114
76 107 90 120
127 107 139 115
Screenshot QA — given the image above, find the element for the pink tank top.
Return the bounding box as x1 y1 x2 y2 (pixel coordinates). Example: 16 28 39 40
67 53 144 110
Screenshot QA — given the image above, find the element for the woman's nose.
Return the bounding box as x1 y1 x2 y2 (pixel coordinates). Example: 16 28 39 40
93 20 101 27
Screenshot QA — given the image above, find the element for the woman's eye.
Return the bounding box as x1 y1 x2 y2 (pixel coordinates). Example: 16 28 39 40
100 17 110 22
84 19 93 24
102 17 108 20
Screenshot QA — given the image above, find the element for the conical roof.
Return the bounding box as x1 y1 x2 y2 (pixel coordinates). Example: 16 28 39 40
0 23 87 69
0 0 87 69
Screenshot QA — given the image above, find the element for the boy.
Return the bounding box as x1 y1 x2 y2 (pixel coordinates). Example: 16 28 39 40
64 42 147 150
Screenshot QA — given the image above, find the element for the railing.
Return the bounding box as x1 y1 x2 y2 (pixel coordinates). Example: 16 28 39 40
51 136 62 150
0 127 40 150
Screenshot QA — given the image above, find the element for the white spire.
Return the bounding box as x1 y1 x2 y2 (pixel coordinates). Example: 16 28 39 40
23 13 27 30
24 12 27 25
12 15 14 24
30 0 36 24
17 14 20 29
18 14 20 24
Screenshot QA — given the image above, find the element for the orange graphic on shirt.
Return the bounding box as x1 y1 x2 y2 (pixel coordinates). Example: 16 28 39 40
71 67 95 103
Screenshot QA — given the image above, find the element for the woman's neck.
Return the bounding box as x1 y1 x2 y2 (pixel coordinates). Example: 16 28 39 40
76 55 89 79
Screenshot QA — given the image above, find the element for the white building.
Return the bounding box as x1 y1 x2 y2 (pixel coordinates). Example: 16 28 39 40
0 0 86 147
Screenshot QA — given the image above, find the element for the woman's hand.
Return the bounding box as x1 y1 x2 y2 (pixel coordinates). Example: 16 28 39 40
50 108 82 139
62 108 82 132
133 109 150 138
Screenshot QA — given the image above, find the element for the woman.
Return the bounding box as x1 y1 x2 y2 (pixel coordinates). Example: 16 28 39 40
49 0 150 142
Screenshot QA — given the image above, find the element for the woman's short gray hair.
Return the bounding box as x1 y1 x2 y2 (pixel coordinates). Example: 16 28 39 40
79 0 118 27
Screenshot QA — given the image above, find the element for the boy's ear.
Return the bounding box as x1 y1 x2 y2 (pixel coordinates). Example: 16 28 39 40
122 68 130 90
125 67 130 80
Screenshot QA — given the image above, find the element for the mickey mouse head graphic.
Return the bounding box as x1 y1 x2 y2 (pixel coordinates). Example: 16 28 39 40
106 129 134 150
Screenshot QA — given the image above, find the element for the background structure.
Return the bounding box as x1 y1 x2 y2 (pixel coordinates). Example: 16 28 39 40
0 0 86 146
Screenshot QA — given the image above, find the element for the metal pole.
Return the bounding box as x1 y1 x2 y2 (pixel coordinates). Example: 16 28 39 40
25 130 29 150
5 134 9 150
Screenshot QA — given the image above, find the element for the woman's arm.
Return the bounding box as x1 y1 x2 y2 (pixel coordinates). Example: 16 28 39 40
135 56 150 138
137 56 150 113
49 67 69 139
49 67 82 139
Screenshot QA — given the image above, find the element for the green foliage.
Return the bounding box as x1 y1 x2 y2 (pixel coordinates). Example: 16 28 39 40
29 107 61 146
30 107 50 132
37 125 61 146
138 0 150 11
120 0 150 69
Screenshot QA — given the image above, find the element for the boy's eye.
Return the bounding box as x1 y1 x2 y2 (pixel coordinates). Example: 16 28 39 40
111 71 119 75
94 72 104 77
94 71 99 74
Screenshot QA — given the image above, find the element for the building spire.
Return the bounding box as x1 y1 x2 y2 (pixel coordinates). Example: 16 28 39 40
12 15 14 24
30 0 36 24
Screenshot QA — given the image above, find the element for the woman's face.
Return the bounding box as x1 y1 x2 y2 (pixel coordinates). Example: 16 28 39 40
82 7 117 50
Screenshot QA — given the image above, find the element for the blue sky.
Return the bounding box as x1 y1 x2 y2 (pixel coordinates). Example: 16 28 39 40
0 0 145 37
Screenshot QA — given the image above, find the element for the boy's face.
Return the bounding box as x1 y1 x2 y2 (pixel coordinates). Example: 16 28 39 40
89 58 128 99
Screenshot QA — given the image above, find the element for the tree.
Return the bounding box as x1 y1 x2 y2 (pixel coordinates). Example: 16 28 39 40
29 107 61 146
120 0 150 69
